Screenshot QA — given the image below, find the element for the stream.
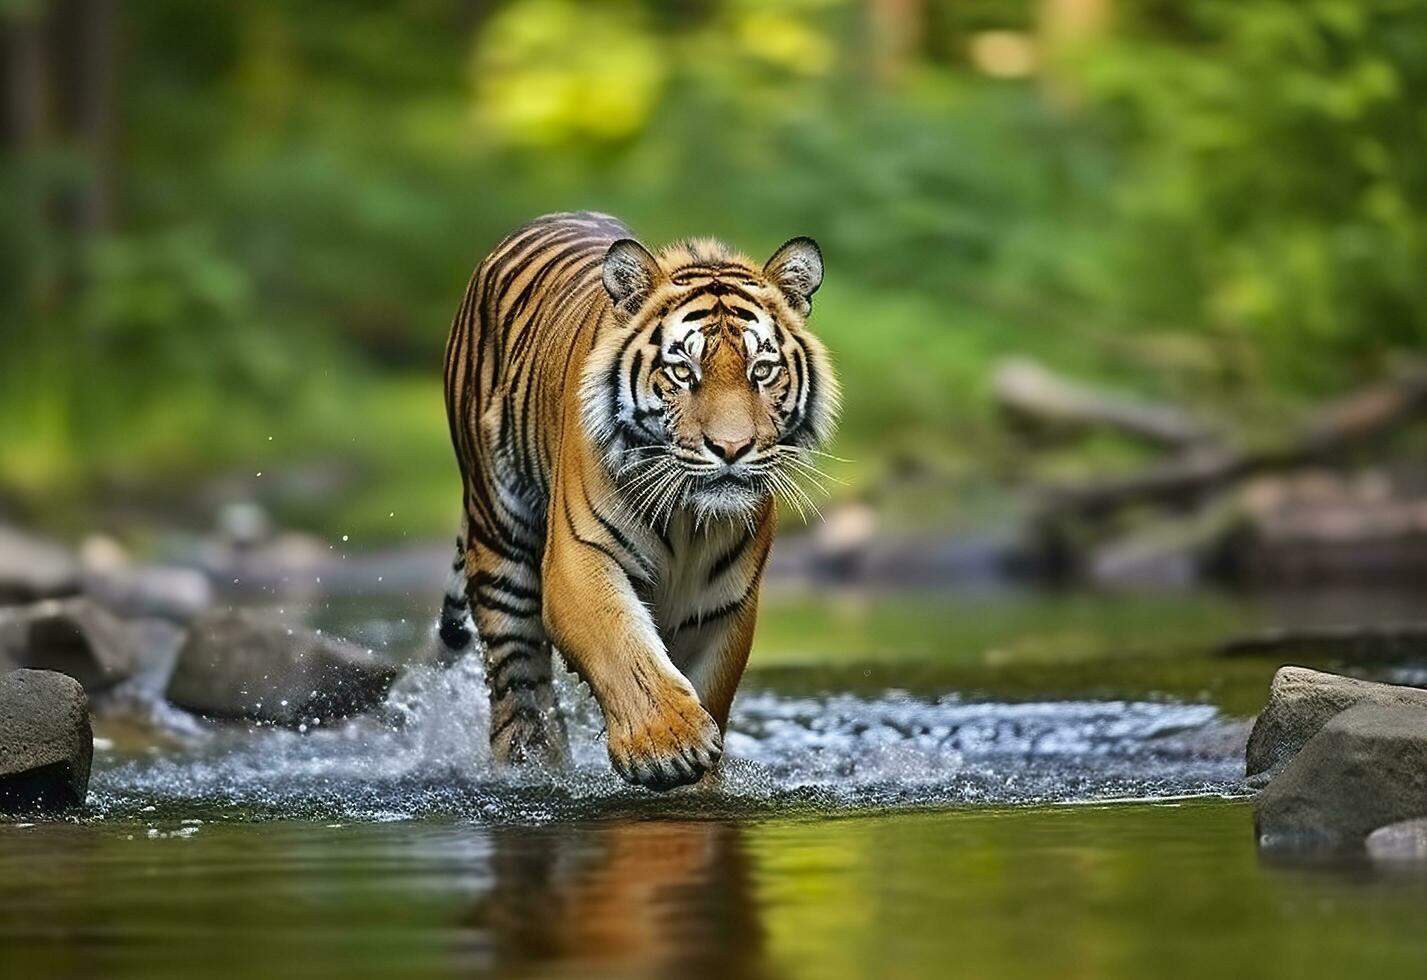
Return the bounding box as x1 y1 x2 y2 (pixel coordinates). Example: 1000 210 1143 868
5 586 1427 978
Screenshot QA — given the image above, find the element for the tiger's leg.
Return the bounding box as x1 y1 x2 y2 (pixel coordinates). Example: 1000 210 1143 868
466 533 568 766
542 493 723 790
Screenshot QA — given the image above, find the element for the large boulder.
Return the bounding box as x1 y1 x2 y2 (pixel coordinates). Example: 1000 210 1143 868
166 609 399 727
1255 704 1427 852
0 669 93 814
0 598 139 692
1245 666 1427 785
0 526 79 605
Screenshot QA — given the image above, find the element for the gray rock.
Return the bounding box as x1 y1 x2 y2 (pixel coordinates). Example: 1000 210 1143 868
0 526 79 605
0 598 138 692
1366 818 1427 862
0 669 93 813
166 609 399 726
1255 704 1427 853
78 535 213 623
1245 666 1427 784
82 564 213 623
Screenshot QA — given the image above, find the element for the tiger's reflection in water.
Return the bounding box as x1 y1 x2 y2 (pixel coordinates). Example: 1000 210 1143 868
457 820 765 978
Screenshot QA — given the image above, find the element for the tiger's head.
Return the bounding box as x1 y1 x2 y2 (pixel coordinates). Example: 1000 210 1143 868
582 234 840 523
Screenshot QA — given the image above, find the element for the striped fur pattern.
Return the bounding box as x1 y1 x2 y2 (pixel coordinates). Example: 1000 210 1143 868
441 212 838 789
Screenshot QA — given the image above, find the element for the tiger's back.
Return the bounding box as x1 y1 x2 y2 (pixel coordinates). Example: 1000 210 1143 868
444 211 630 508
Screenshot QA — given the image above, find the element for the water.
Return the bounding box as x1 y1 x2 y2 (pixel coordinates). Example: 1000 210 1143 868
7 804 1427 978
6 587 1427 977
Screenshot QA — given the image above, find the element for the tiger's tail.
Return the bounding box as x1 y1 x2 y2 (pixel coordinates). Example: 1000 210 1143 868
436 525 475 667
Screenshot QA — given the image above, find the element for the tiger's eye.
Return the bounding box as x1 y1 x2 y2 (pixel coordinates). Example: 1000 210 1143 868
751 362 775 382
669 363 693 384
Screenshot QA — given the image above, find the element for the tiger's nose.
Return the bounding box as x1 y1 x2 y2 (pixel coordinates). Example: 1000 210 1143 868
705 435 754 463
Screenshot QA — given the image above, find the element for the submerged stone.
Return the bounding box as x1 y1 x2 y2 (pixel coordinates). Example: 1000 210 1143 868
166 609 399 727
1366 818 1427 862
0 669 93 814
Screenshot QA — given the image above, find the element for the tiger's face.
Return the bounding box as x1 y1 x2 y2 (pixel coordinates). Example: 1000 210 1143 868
582 235 840 523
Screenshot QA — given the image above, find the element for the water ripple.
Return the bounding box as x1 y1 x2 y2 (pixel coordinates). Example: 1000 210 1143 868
88 657 1246 823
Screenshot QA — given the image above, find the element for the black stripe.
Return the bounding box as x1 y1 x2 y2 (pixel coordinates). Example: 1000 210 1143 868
708 533 754 583
585 485 641 563
703 281 760 305
481 631 541 650
628 349 644 414
491 706 542 739
785 343 819 445
509 252 603 364
487 649 535 689
476 592 541 618
469 518 539 564
676 598 743 634
473 570 541 602
679 537 772 632
607 327 644 427
492 675 546 700
563 492 649 583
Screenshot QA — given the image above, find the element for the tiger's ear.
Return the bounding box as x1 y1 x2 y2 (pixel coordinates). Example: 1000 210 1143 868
603 239 663 310
764 237 823 315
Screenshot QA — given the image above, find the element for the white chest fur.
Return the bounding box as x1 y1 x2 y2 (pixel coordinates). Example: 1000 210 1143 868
648 512 754 642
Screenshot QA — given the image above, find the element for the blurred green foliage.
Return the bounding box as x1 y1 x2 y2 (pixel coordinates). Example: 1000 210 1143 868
3 0 1427 539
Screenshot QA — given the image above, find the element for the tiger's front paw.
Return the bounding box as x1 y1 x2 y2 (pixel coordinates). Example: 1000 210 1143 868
607 692 723 791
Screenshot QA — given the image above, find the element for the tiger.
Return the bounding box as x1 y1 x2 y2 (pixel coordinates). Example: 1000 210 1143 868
438 211 838 790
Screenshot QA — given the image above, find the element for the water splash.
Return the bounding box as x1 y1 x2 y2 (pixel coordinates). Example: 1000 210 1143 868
89 652 1246 824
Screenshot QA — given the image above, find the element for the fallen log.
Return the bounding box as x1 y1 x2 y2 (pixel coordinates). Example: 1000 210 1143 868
1041 363 1427 520
994 357 1217 450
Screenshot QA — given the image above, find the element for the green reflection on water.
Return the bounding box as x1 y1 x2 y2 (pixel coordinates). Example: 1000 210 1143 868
749 589 1275 716
3 802 1427 979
